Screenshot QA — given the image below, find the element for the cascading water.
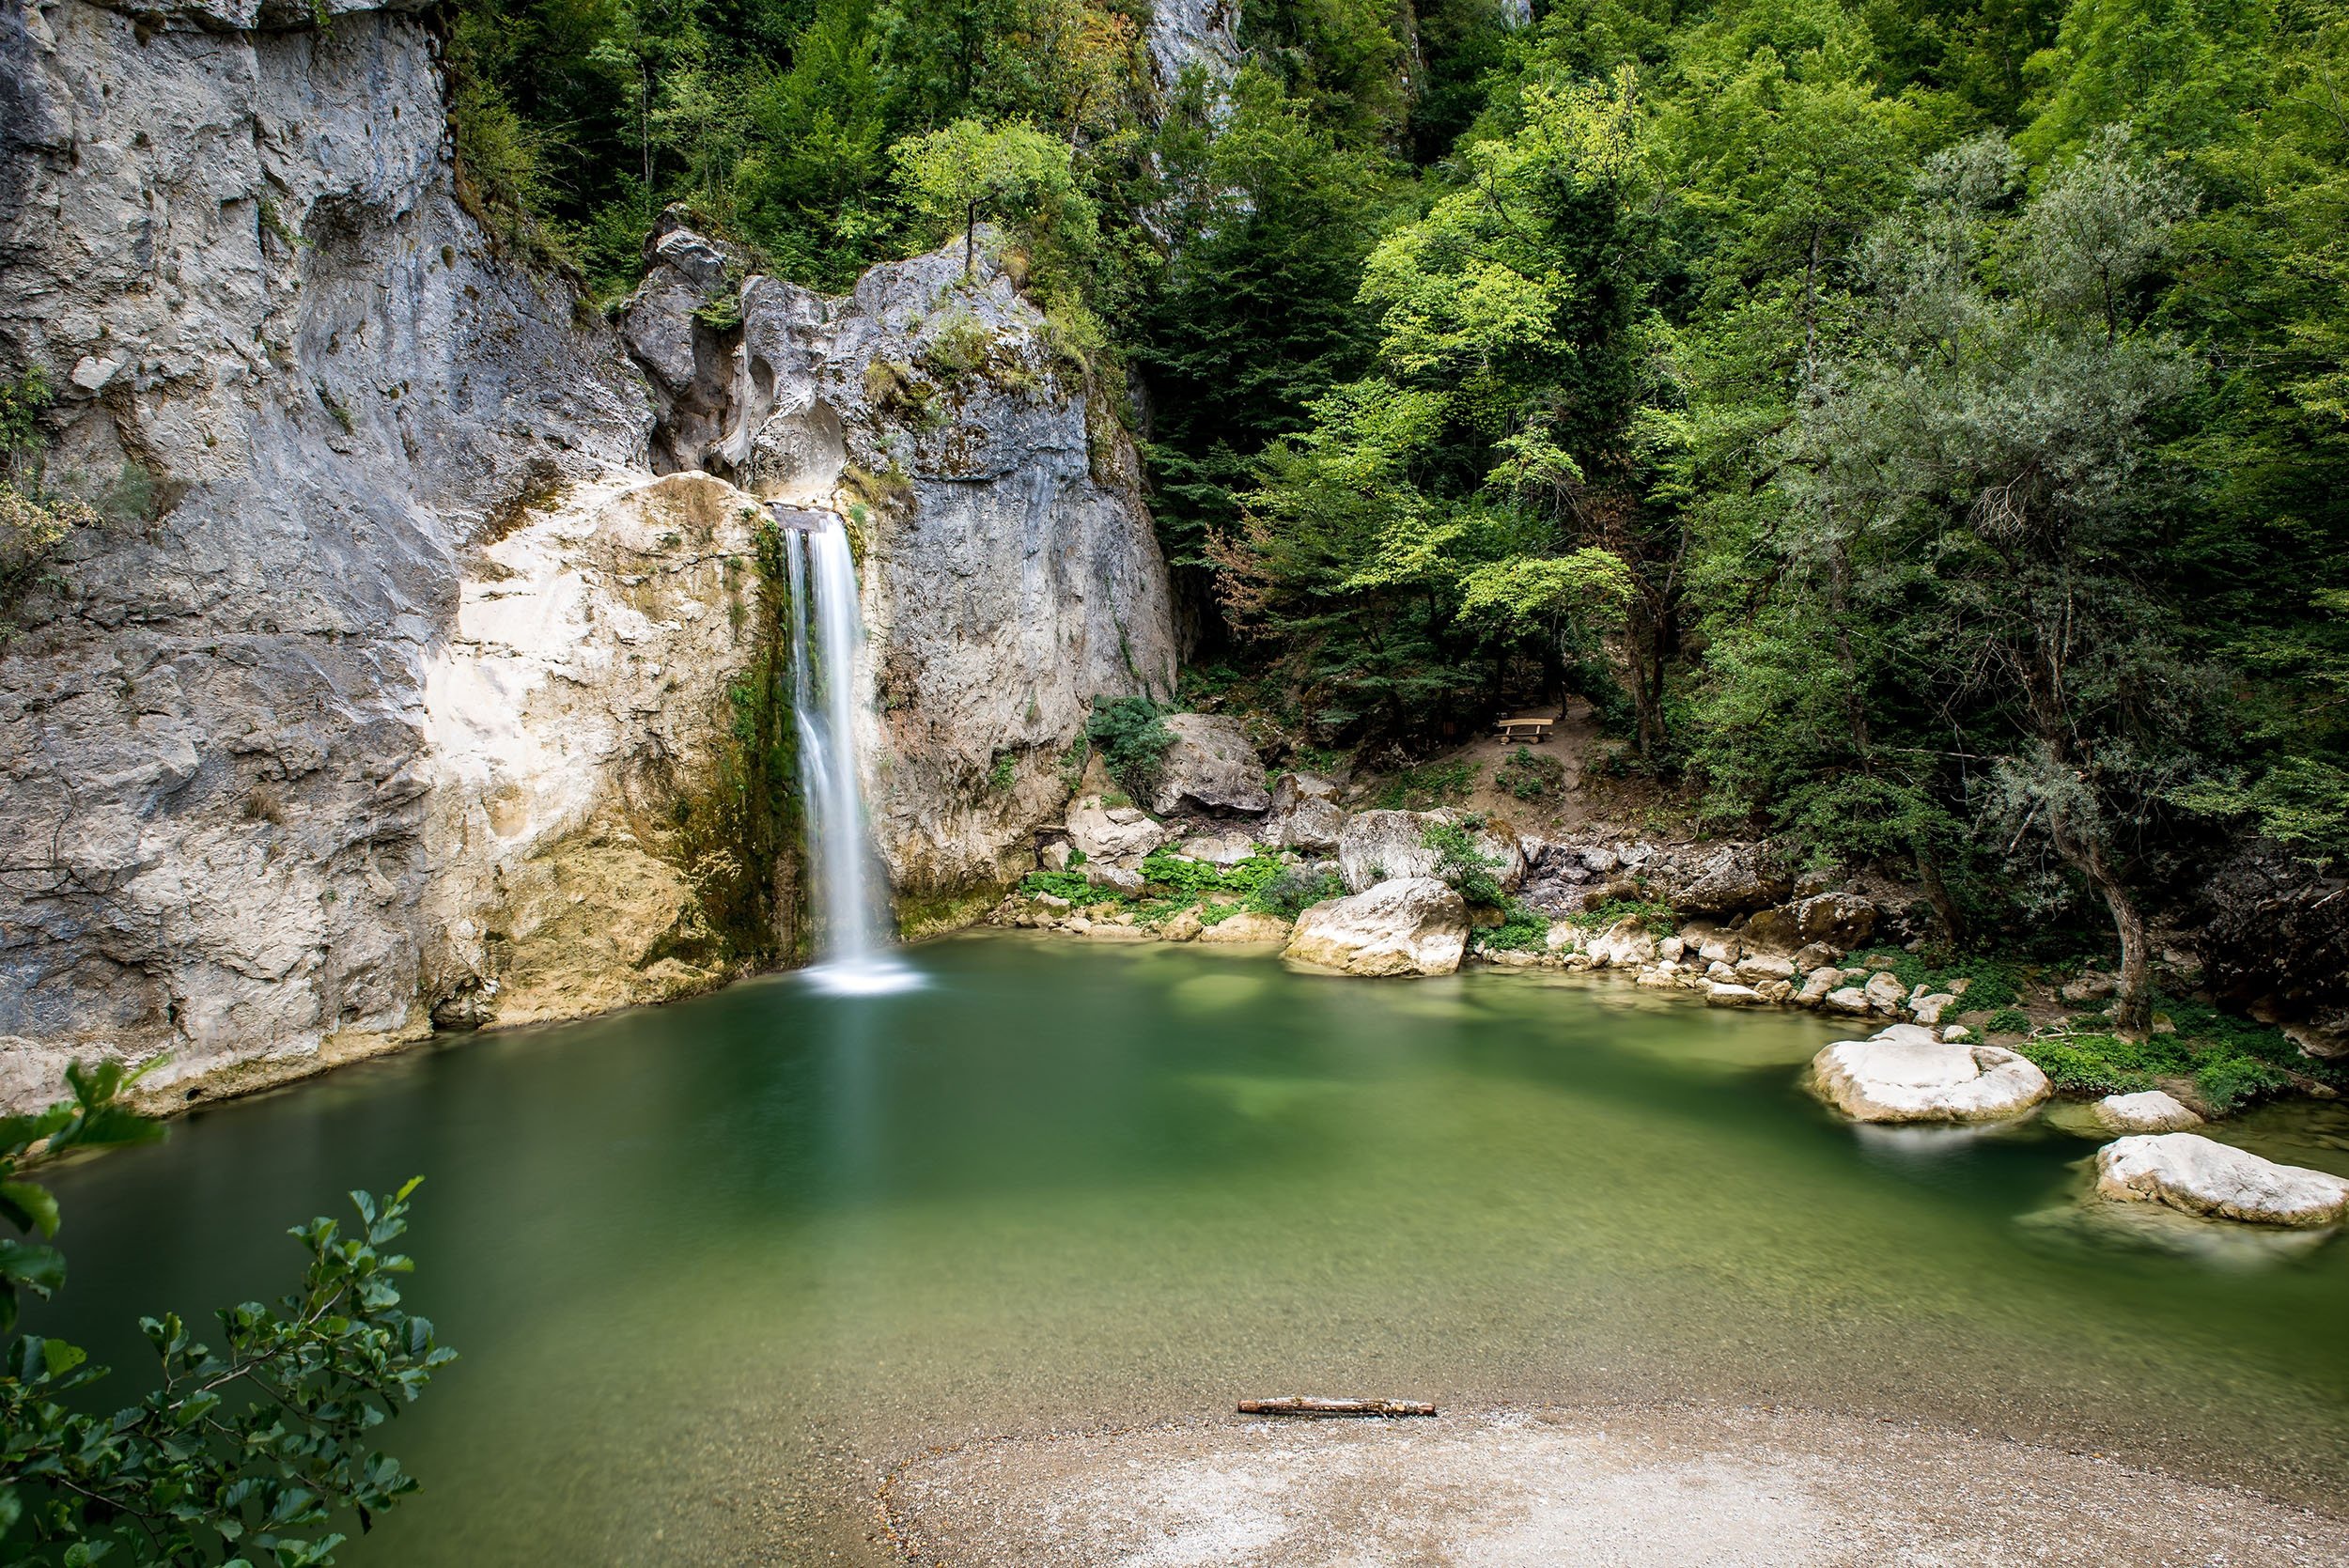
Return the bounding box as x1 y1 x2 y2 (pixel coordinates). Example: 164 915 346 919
779 506 918 995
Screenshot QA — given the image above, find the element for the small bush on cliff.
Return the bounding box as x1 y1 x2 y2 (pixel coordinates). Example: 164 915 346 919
1085 697 1173 802
1496 750 1565 803
0 1063 455 1564
1 369 98 632
1420 818 1504 908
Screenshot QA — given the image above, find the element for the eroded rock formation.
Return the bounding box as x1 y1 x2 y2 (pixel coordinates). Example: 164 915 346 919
0 0 1175 1110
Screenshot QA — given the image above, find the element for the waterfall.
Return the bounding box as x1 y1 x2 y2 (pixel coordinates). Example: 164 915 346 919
778 507 917 995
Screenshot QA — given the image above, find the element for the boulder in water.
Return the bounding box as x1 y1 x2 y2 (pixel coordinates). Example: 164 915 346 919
2094 1133 2349 1227
1147 714 1270 815
1194 910 1292 945
1283 878 1469 976
2092 1090 2202 1133
1812 1030 2051 1123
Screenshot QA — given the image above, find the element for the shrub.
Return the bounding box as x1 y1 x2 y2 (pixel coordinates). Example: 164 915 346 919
2018 1036 2156 1095
1 1063 453 1563
1420 818 1504 907
1476 901 1548 953
1495 748 1566 802
1252 864 1344 918
1376 758 1478 810
2195 1055 2292 1114
1983 1007 2032 1035
1086 696 1173 802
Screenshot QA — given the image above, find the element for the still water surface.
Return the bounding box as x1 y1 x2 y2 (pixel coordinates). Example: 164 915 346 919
34 934 2349 1563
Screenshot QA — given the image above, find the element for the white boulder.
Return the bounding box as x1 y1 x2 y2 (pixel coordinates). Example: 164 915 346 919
1066 795 1173 862
1910 992 1958 1026
1862 971 1909 1015
1812 1031 2052 1123
1336 810 1523 894
1705 982 1766 1007
1283 877 1469 977
1585 916 1658 970
1177 831 1259 866
1147 713 1270 815
1085 863 1144 896
1822 986 1873 1017
1196 910 1293 945
2092 1090 2202 1134
2094 1134 2349 1227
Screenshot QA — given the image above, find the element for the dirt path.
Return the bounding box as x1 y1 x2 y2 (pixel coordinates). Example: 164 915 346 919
881 1403 2349 1567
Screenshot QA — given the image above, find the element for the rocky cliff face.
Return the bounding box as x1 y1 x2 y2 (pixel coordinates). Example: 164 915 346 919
0 1 1174 1112
620 219 1179 906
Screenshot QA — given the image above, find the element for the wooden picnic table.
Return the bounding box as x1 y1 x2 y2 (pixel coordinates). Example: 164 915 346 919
1495 713 1556 743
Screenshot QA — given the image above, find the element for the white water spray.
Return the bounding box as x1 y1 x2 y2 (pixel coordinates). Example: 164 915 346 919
779 507 918 995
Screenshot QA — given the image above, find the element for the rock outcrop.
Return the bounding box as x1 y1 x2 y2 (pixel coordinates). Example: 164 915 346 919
2094 1133 2349 1227
617 225 1180 897
1337 811 1523 894
1811 1028 2051 1123
0 0 659 1109
0 0 1178 1112
2092 1090 2202 1134
1148 712 1268 815
417 473 785 1030
1284 878 1469 977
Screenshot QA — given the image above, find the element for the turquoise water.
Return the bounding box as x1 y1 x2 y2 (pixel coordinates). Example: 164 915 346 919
30 934 2349 1563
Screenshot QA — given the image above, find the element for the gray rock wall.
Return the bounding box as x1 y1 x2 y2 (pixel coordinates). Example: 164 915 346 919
0 6 1177 1112
0 0 671 1110
625 224 1180 899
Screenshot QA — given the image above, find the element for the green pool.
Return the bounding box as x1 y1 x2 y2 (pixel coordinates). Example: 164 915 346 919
30 934 2349 1563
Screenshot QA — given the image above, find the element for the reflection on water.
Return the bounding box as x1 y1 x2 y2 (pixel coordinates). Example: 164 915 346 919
28 934 2349 1566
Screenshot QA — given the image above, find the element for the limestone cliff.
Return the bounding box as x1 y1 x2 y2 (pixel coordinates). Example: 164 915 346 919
621 220 1180 905
0 0 1175 1112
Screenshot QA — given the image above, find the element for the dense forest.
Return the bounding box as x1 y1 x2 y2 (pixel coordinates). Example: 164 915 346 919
444 0 2346 1019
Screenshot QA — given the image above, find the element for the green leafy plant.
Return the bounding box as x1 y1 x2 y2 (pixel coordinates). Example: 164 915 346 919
1 1064 454 1564
1419 818 1505 907
1250 864 1345 919
1495 749 1566 803
1475 902 1548 954
1983 1007 2033 1035
1376 759 1478 811
1085 697 1174 803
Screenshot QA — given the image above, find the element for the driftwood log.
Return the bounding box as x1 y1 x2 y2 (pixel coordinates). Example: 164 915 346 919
1236 1397 1438 1419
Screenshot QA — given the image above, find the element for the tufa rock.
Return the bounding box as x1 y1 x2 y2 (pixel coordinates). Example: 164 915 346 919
1283 878 1470 977
1148 713 1270 815
1812 1030 2052 1123
2092 1091 2203 1134
2094 1134 2349 1227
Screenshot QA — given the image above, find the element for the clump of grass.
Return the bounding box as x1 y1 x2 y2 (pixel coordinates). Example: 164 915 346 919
1495 748 1566 803
1579 897 1675 935
1377 758 1478 810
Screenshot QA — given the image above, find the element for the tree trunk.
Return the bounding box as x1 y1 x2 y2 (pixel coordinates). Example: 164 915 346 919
964 199 977 280
2046 802 2152 1036
1913 846 1965 944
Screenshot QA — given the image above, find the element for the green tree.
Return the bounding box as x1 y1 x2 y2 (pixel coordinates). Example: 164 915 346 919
0 1065 454 1564
1790 131 2204 1030
891 117 1100 279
